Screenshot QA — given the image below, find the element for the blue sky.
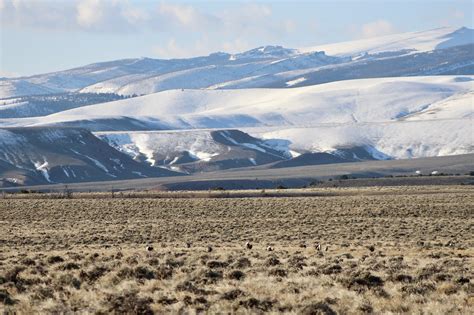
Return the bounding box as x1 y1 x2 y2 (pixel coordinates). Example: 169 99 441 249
1 0 472 77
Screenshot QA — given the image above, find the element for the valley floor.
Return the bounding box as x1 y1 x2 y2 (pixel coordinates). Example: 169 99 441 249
0 186 473 313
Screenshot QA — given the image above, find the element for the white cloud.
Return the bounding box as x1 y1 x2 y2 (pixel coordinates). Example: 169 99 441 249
358 20 396 39
150 2 296 58
158 2 199 27
2 0 308 60
156 2 220 33
1 0 76 30
1 0 149 32
0 0 291 42
76 0 103 28
122 6 149 26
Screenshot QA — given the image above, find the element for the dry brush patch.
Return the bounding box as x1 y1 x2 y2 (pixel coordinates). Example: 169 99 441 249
0 186 473 313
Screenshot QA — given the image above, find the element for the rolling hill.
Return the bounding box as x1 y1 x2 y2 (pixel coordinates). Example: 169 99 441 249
1 75 468 172
0 128 178 187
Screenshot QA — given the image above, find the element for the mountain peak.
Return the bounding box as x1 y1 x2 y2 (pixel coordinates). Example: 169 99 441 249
233 45 297 60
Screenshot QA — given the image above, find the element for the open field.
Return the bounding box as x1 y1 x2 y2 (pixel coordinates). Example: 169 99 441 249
1 186 473 313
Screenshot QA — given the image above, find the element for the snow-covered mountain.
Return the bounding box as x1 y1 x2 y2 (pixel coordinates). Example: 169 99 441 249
300 27 474 57
10 75 470 128
1 26 473 186
1 27 472 101
3 75 470 162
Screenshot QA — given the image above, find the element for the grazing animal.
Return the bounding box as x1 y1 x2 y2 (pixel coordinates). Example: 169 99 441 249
245 242 253 250
207 246 213 252
325 246 329 251
315 243 321 251
146 245 154 251
267 246 274 252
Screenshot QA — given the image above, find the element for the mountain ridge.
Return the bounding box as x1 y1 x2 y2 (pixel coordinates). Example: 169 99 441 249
1 26 472 100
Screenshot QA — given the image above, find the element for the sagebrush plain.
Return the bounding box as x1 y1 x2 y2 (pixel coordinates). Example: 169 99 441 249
1 186 472 314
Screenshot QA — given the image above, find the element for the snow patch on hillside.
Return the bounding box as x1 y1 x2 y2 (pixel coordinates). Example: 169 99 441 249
34 161 51 182
255 118 473 159
300 27 473 57
286 77 307 86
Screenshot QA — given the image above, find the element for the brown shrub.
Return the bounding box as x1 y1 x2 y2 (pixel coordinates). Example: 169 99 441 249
60 262 80 271
156 266 174 280
234 257 251 269
47 256 64 264
221 289 245 300
176 281 214 296
265 257 281 266
105 290 153 314
288 255 307 270
0 289 16 305
347 272 384 292
202 269 223 283
207 260 228 269
322 264 342 275
239 298 274 312
32 286 55 301
79 266 109 284
20 258 36 266
227 270 245 281
401 282 436 296
157 296 178 305
301 302 337 315
56 274 81 290
268 268 288 277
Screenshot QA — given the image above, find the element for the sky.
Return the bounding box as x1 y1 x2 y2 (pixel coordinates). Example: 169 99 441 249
1 0 472 77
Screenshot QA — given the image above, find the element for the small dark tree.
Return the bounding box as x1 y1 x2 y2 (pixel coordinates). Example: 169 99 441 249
63 185 73 199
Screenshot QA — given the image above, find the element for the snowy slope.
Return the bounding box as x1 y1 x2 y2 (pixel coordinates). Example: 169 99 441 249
300 27 474 57
254 119 473 160
3 75 471 161
0 93 128 119
79 51 343 96
14 76 471 129
98 129 292 173
0 79 61 99
0 127 179 186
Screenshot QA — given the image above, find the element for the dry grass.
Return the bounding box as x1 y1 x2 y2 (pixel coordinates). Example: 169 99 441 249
0 186 473 314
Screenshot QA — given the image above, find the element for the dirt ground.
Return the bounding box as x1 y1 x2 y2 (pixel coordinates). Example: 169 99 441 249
1 186 472 313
